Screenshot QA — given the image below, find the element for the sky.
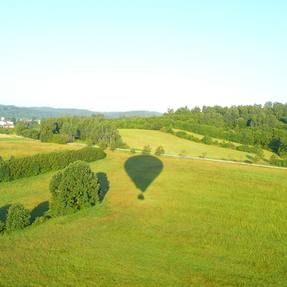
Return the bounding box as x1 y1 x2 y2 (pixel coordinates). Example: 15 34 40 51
0 0 286 112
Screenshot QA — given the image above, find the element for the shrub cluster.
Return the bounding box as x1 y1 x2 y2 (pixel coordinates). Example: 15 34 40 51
236 145 264 157
270 157 287 167
0 147 106 182
0 160 109 234
0 204 31 233
142 145 152 155
49 161 100 216
15 121 40 140
0 128 14 135
155 146 165 156
6 204 31 231
40 117 123 148
174 130 201 143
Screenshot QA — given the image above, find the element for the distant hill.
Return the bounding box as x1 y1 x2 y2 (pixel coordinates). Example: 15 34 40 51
0 105 161 119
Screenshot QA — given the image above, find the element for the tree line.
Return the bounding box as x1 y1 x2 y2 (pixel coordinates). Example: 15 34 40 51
111 102 287 157
0 147 106 182
39 116 124 148
8 102 287 160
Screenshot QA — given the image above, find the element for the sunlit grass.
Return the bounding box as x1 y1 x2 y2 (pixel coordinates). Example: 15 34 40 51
0 135 80 159
0 151 286 286
119 128 256 162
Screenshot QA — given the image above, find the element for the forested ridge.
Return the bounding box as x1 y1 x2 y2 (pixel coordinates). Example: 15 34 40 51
0 104 160 119
113 102 287 157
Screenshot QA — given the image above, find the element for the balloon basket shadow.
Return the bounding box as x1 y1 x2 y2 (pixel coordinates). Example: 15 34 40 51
137 193 145 200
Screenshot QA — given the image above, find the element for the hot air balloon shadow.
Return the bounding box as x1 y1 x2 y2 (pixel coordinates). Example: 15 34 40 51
124 155 163 200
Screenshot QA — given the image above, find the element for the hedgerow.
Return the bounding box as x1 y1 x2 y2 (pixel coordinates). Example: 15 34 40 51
0 147 106 182
270 158 287 167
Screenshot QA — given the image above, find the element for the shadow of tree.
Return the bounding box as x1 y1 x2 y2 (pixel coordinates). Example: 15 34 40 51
124 155 163 199
30 201 49 223
0 204 11 222
96 172 110 202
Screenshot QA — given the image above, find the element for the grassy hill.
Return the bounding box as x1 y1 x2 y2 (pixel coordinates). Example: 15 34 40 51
172 128 274 159
119 129 267 162
0 151 286 286
0 134 80 159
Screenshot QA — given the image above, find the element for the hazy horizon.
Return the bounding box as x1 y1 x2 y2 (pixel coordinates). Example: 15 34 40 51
1 1 286 112
2 100 287 114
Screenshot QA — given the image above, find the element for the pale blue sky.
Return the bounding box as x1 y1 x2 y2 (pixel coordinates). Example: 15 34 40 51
0 0 286 112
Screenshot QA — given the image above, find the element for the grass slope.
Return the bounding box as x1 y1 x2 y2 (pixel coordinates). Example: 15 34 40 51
119 129 257 162
0 135 80 159
0 151 287 286
173 128 274 159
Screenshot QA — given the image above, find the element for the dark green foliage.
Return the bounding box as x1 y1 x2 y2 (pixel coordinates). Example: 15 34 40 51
112 102 287 156
48 134 71 144
236 145 264 157
174 131 201 142
0 128 14 135
219 141 236 149
49 161 100 216
155 146 165 156
270 156 287 167
142 145 152 155
0 147 106 182
6 204 31 231
15 121 40 139
0 157 10 181
201 135 214 145
40 116 123 148
0 221 5 233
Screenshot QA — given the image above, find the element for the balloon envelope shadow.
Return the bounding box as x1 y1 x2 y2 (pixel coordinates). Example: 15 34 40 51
124 155 163 196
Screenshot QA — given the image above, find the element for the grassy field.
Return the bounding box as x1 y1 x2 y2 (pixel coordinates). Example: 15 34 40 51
0 151 287 286
173 128 241 145
0 134 80 159
172 129 274 159
119 129 261 162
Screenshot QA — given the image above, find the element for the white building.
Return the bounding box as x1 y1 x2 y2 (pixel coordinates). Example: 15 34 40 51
0 117 14 128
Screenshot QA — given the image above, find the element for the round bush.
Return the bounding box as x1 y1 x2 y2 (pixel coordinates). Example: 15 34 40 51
49 161 100 216
6 204 31 231
155 146 165 156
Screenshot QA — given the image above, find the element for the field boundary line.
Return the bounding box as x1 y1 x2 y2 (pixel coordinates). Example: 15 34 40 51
115 148 287 171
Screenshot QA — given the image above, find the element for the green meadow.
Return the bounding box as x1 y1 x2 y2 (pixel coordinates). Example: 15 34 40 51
0 134 80 159
0 150 287 286
119 129 262 162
